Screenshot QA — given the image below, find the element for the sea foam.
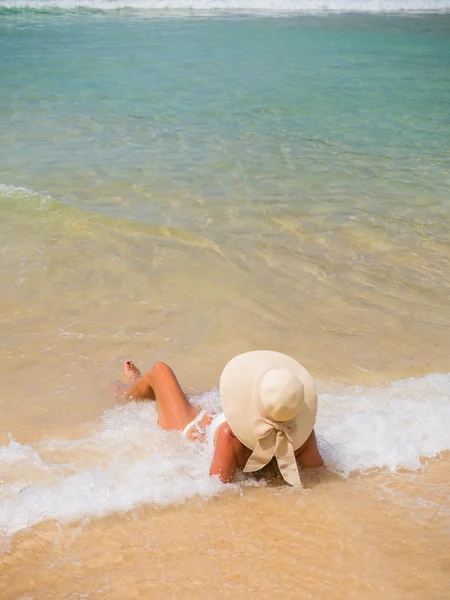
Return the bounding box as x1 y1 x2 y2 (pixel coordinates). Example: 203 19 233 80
0 184 51 211
0 373 449 537
317 373 450 475
1 0 449 13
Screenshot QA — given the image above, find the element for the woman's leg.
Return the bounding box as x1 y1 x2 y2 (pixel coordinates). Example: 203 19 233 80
124 361 199 432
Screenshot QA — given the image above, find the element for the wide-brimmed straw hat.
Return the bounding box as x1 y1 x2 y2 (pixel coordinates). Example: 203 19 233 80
219 350 318 487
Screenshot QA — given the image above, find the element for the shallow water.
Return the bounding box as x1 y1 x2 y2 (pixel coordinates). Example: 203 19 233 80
1 6 450 599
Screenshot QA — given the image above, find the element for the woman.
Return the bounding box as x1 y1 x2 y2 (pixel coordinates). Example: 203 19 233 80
113 350 324 485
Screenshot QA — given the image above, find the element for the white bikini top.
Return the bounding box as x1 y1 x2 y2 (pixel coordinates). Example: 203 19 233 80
182 411 227 450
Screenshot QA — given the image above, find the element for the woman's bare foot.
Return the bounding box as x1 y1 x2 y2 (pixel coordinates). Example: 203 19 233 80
109 361 155 401
123 360 142 381
108 361 142 398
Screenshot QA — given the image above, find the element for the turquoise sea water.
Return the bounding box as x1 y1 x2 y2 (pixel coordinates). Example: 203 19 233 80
2 6 450 385
1 9 450 227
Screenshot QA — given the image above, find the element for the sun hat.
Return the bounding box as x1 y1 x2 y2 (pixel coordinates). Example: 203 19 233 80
219 350 318 487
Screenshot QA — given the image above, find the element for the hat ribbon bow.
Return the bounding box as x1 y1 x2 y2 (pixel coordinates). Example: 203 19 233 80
243 417 302 487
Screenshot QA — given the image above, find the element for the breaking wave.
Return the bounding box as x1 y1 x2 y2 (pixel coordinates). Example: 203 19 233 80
1 374 449 537
1 0 449 13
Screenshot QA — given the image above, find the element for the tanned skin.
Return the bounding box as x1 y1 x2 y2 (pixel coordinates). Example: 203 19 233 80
111 361 324 484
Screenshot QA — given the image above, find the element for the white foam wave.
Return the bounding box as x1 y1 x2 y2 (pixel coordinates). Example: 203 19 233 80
0 401 225 537
0 184 50 208
317 373 450 475
1 0 449 13
1 373 449 537
0 184 48 198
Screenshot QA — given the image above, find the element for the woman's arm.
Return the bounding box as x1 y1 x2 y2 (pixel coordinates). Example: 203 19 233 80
209 422 250 483
210 425 324 483
295 429 324 468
